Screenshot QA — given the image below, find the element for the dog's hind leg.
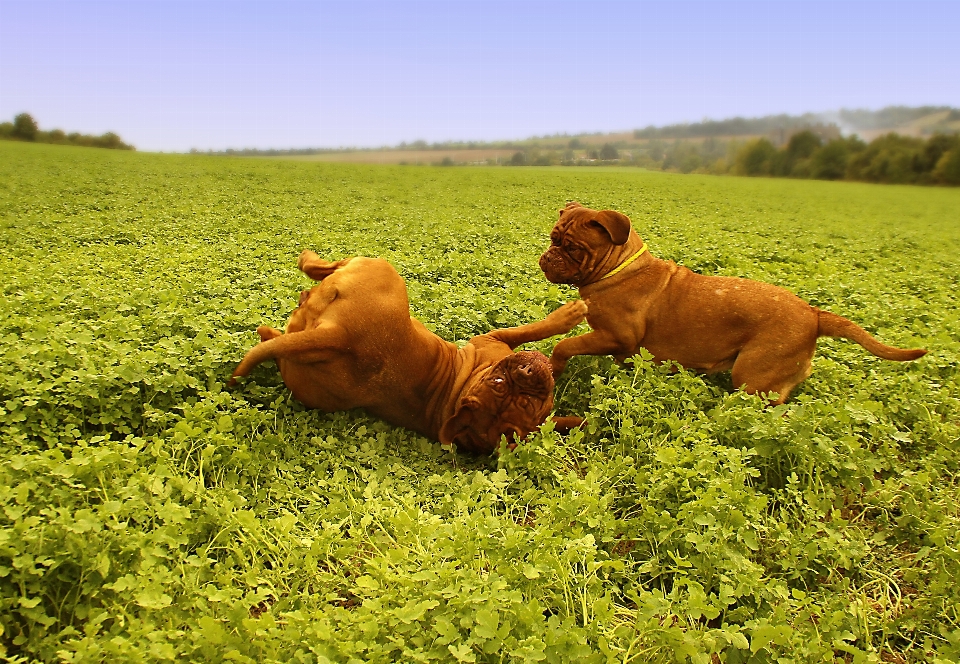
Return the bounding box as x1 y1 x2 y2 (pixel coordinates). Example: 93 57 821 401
230 322 350 385
730 341 815 406
298 250 353 281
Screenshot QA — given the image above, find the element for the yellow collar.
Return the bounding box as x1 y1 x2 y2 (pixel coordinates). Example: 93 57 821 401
599 244 647 280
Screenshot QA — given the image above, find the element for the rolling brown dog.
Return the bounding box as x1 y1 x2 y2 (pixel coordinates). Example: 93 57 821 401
231 250 587 454
539 202 926 404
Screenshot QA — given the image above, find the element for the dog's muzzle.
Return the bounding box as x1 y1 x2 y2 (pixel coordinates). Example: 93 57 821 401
506 351 554 394
539 250 571 284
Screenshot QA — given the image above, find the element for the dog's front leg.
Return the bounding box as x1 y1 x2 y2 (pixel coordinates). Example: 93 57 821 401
487 300 588 349
550 331 633 377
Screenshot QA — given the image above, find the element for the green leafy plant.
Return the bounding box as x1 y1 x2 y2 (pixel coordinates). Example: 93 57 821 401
1 141 958 662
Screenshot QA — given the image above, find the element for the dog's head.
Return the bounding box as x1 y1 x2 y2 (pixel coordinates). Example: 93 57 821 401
439 350 555 455
538 202 635 286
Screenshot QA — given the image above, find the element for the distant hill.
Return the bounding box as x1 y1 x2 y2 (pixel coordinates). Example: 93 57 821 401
633 106 960 142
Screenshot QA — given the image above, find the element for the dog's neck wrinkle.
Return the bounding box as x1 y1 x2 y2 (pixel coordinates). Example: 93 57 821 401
422 340 479 439
587 234 646 284
365 330 460 439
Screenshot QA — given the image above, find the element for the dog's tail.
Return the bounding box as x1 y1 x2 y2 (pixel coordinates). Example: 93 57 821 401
816 310 927 361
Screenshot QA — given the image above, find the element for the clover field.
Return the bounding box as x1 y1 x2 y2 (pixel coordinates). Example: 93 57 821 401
1 141 960 663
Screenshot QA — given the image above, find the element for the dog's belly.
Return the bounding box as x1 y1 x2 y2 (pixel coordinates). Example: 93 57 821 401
637 334 740 371
279 356 379 410
280 353 421 412
281 355 444 439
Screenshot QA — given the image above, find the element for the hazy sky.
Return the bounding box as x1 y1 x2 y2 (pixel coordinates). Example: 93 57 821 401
1 0 957 152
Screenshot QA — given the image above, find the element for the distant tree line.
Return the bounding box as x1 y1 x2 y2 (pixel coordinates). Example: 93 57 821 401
498 131 960 186
0 113 134 150
728 131 960 185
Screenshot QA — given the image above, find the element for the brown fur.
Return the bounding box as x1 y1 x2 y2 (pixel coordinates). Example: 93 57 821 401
539 203 926 404
231 250 587 453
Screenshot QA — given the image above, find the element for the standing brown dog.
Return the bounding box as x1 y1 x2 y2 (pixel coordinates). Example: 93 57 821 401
539 202 926 404
231 250 587 454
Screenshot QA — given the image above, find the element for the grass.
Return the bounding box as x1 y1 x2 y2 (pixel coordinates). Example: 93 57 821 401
1 141 959 663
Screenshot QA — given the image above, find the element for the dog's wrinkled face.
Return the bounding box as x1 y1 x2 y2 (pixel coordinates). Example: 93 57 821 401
441 351 555 454
539 202 632 286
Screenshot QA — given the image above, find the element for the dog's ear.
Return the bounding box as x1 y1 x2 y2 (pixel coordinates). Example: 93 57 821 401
438 396 481 447
560 201 583 217
591 210 631 245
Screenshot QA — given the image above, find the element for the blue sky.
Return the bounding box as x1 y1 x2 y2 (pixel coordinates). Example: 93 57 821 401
0 1 957 152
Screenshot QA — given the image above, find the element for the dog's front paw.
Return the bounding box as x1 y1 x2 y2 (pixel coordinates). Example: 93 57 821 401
552 300 588 332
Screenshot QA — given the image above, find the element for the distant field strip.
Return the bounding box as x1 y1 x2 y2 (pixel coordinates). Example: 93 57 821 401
276 148 518 164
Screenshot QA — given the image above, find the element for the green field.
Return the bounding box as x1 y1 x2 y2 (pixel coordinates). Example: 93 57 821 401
1 141 959 662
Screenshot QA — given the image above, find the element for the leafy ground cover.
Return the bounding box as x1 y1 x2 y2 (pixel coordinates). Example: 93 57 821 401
1 141 959 663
